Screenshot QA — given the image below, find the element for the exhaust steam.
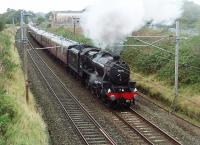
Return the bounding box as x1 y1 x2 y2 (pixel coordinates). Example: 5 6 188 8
80 0 184 52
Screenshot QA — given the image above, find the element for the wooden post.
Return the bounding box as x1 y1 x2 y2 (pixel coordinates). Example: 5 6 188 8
24 31 29 105
25 80 29 104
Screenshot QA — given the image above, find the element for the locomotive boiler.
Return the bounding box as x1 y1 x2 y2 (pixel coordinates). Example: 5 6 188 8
68 45 138 107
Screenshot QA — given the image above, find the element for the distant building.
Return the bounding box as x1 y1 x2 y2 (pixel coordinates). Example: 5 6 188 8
49 10 85 27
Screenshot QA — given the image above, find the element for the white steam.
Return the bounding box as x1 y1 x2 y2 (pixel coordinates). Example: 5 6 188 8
80 0 184 48
143 0 184 25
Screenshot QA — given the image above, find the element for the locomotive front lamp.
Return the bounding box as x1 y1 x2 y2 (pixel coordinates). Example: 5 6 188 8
110 95 116 101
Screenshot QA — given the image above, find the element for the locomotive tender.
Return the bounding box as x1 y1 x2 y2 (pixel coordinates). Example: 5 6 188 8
28 25 138 107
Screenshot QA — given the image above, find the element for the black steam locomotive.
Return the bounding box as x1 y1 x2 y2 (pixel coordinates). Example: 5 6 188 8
28 25 138 107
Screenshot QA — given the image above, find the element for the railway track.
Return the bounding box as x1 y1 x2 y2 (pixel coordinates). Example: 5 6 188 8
23 35 116 145
25 34 182 145
112 108 181 145
26 40 181 145
138 92 200 129
17 27 195 145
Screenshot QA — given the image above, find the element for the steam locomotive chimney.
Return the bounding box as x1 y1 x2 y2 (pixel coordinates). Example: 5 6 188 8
113 55 120 61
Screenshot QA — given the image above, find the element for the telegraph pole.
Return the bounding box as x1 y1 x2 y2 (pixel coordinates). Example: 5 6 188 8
24 27 29 105
12 17 15 26
172 20 180 110
20 11 24 41
20 10 29 104
72 17 80 40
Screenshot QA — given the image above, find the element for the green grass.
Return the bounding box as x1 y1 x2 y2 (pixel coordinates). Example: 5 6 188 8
132 72 200 123
0 27 49 145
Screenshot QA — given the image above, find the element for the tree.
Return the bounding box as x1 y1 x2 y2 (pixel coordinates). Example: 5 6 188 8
36 17 45 25
0 19 5 31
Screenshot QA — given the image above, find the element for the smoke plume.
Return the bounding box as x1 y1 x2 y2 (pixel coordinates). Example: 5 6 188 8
80 0 184 49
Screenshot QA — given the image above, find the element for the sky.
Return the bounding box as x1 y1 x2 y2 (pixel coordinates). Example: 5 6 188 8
0 0 98 13
190 0 200 4
0 0 200 14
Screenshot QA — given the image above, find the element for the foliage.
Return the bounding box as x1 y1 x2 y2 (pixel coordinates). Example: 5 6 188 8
0 90 16 135
0 9 42 26
0 31 17 79
0 31 17 143
48 26 93 45
0 9 21 25
121 28 200 85
0 20 5 32
36 17 46 25
180 1 200 30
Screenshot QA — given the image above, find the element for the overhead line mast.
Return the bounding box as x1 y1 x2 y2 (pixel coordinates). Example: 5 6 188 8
172 20 180 110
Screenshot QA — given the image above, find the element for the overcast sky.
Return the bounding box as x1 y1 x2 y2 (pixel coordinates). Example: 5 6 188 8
0 0 200 14
0 0 98 13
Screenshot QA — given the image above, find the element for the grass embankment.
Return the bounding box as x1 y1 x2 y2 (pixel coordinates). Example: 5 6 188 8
0 27 49 145
46 26 200 123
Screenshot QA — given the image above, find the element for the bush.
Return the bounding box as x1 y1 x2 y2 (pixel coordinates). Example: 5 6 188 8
121 30 200 85
36 17 45 26
0 32 17 78
0 21 5 32
0 90 16 135
0 32 17 136
48 27 93 45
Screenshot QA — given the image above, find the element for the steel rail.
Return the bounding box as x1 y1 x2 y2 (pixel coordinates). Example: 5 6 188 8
112 108 182 145
129 108 182 145
112 111 154 145
138 92 200 129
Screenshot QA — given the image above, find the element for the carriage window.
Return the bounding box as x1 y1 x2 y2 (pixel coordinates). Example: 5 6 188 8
61 45 63 53
63 47 67 53
92 53 98 58
88 51 98 59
